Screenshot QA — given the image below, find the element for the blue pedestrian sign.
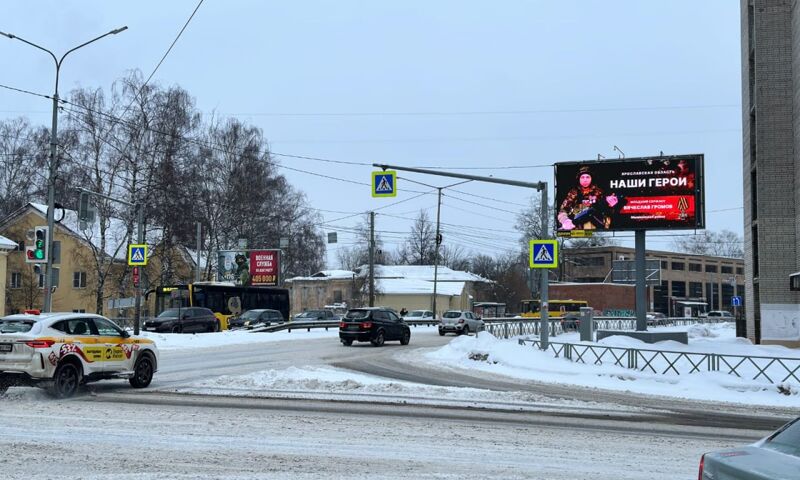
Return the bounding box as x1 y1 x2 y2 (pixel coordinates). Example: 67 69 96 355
731 296 742 307
529 240 558 269
128 244 148 266
372 170 397 198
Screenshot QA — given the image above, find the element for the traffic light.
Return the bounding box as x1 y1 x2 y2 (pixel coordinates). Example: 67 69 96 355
25 226 48 263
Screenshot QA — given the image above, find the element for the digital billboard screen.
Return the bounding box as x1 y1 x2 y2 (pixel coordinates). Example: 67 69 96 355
554 155 704 232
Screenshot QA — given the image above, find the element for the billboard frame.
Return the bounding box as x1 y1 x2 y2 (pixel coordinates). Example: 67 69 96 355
553 154 705 233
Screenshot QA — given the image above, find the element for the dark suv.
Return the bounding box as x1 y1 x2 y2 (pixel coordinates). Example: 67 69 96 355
339 307 411 347
143 307 219 333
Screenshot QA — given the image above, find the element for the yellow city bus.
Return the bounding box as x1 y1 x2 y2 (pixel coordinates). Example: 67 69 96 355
520 299 589 318
148 282 290 330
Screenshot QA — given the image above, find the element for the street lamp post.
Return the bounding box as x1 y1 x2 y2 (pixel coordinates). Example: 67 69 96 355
0 26 127 311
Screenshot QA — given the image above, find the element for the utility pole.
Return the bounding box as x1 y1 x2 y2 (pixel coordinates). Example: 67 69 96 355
133 201 144 335
0 26 127 312
369 211 375 307
195 222 202 282
432 188 443 317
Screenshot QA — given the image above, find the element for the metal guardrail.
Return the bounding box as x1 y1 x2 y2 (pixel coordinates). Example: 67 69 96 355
483 316 731 339
484 320 564 338
517 338 800 385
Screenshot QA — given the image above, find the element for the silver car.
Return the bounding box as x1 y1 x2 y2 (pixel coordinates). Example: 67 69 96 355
700 416 800 479
438 310 484 336
403 310 434 320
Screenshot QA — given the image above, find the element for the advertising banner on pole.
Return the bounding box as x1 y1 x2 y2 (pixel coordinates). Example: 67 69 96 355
554 155 704 232
249 250 280 286
217 249 280 286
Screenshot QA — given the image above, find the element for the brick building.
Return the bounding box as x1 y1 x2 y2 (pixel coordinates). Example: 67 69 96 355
741 0 800 345
561 246 744 317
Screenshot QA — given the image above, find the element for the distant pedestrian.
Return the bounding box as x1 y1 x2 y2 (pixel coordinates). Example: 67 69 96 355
399 308 408 317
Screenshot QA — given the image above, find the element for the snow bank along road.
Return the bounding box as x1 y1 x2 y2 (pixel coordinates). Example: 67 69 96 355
0 329 794 479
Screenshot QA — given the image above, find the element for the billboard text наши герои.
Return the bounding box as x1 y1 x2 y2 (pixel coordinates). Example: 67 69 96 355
554 155 704 233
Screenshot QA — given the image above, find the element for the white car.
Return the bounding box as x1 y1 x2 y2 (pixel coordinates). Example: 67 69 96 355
402 310 435 321
0 312 159 398
438 310 485 336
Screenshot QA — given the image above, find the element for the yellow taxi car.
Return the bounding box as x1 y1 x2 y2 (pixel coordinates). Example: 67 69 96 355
0 312 158 398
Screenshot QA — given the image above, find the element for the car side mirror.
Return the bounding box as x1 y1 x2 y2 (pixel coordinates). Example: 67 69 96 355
121 330 130 338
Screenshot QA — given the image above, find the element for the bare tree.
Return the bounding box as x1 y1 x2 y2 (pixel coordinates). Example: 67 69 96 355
397 210 436 265
671 229 743 258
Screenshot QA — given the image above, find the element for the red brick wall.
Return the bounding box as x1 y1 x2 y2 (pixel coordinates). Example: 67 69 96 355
550 284 636 314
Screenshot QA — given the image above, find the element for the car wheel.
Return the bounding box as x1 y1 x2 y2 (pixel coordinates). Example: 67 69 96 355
371 330 385 347
129 354 154 389
438 330 445 336
171 325 182 334
400 330 410 345
341 339 353 346
463 325 470 335
0 376 9 395
49 362 81 398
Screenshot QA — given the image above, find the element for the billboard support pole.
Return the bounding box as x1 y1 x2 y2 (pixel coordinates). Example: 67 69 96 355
635 229 647 331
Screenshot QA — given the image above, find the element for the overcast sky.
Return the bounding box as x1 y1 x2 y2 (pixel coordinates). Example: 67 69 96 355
0 1 742 266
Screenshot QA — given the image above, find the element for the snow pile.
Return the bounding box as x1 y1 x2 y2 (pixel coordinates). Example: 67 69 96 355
419 330 800 407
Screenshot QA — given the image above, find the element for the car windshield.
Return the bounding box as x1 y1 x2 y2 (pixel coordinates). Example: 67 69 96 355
158 308 182 318
766 419 800 457
240 311 261 320
405 311 424 317
345 310 370 320
296 312 314 318
443 312 461 318
0 319 36 333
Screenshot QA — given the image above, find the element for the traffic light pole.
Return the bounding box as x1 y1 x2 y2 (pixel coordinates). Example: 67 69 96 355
373 163 552 350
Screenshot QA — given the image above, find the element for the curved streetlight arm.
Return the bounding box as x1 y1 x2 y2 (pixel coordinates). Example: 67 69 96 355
0 26 127 94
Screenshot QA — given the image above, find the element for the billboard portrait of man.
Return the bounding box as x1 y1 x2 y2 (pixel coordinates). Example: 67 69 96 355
554 155 704 233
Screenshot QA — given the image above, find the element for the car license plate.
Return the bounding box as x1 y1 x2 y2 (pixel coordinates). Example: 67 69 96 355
0 343 12 353
144 327 157 332
348 325 360 330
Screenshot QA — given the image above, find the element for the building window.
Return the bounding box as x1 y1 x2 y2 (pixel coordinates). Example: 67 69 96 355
333 290 343 303
72 309 86 313
10 272 21 289
671 262 685 271
660 261 668 269
572 256 605 266
73 271 87 288
705 264 718 273
689 263 702 272
736 267 744 275
721 266 733 274
689 282 703 298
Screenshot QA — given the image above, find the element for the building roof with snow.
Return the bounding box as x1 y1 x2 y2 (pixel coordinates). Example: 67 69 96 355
0 235 17 250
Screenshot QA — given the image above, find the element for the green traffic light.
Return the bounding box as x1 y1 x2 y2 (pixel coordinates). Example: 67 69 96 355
35 250 44 259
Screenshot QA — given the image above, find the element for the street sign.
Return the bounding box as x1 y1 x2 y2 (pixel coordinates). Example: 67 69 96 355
612 259 661 286
132 266 140 287
731 296 742 307
127 244 148 266
372 170 397 197
529 240 558 268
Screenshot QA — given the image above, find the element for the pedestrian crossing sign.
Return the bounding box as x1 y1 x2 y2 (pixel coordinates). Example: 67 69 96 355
372 170 397 198
128 244 148 266
529 240 558 268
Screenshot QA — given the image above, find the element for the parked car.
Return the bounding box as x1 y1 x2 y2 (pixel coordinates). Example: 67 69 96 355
438 310 484 336
339 307 411 347
228 309 285 329
646 311 668 327
293 309 339 322
402 310 435 321
143 307 219 333
707 310 734 319
0 312 159 398
699 416 800 479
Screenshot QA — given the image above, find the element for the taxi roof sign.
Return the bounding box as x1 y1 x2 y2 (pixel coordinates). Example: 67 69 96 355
372 170 397 197
529 240 558 269
128 244 148 266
